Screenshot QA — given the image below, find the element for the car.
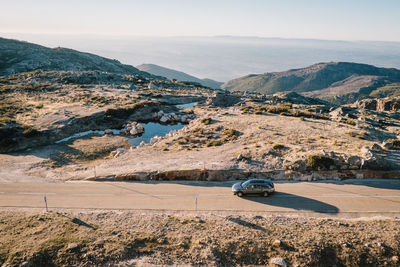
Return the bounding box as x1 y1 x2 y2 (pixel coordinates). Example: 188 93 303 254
232 179 275 197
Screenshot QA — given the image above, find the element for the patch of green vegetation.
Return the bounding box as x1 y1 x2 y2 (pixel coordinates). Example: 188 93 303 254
105 102 150 119
388 139 400 148
0 99 28 126
307 155 335 171
272 144 285 150
0 85 14 94
344 119 356 126
21 124 39 137
222 128 238 141
182 109 194 114
346 131 368 140
35 103 44 109
200 117 212 125
370 85 400 98
191 127 204 135
206 139 225 147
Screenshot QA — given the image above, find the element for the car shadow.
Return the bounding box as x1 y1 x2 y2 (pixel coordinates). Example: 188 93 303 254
242 192 339 214
226 217 268 232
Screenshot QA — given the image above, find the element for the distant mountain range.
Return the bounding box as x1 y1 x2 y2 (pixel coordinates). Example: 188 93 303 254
0 37 154 78
222 62 400 103
6 34 400 81
136 63 222 89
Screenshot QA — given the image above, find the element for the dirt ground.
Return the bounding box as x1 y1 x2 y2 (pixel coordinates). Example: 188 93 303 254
0 210 399 267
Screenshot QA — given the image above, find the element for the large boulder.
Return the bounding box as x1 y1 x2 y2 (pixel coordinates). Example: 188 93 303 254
206 92 241 107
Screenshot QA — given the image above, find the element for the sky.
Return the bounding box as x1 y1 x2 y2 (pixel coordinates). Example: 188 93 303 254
1 0 400 42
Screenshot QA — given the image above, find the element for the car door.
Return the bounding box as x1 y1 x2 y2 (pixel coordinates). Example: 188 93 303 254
252 184 263 194
244 184 255 194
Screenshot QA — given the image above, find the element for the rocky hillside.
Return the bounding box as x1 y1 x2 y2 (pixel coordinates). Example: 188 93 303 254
137 63 222 89
0 37 155 77
222 62 400 103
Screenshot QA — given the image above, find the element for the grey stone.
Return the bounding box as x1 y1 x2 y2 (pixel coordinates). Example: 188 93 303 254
270 257 287 267
67 243 78 249
347 155 361 166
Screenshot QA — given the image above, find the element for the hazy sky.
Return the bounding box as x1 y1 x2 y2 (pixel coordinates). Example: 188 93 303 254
1 0 400 42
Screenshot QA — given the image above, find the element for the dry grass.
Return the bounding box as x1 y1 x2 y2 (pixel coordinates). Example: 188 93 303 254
0 211 399 266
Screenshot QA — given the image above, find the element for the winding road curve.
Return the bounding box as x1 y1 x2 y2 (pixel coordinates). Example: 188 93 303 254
1 179 399 217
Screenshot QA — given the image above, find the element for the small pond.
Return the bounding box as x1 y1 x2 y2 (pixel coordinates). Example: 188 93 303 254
128 122 184 146
175 102 197 109
55 122 185 146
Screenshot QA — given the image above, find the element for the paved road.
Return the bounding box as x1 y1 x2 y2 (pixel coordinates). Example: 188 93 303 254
1 179 399 217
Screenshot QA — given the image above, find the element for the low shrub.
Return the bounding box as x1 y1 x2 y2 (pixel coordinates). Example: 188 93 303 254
222 128 237 137
307 155 335 170
206 139 224 147
200 118 212 125
344 119 356 126
388 139 400 148
21 124 39 137
272 144 285 150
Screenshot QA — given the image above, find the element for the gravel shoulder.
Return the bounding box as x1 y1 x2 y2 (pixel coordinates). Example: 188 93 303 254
1 210 399 267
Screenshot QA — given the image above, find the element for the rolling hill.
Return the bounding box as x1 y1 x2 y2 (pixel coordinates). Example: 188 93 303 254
137 63 222 89
222 62 400 103
0 37 154 78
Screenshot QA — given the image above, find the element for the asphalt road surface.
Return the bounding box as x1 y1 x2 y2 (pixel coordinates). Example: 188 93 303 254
1 179 399 217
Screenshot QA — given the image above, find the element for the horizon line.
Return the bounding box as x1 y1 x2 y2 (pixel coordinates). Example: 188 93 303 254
1 32 400 44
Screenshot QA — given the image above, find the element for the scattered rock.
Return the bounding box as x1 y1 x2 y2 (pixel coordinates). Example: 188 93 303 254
270 257 287 267
104 129 113 135
153 111 194 124
272 239 281 247
382 141 394 149
67 243 78 250
148 82 158 90
111 148 128 158
121 121 144 136
361 146 373 159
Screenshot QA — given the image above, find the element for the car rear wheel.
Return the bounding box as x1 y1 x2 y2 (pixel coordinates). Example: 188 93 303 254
237 191 244 197
263 191 269 197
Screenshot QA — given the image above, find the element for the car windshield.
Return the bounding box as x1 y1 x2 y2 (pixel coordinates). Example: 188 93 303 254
242 180 251 187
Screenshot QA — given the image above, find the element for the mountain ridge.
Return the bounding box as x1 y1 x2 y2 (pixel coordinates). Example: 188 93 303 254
0 37 156 78
221 62 400 103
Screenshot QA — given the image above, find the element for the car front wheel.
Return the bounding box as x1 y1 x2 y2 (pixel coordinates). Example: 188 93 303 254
237 191 244 197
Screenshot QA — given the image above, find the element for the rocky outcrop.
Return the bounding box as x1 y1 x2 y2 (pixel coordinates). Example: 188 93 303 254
152 110 194 124
87 168 400 182
205 92 241 107
357 97 400 112
120 121 145 136
329 107 357 121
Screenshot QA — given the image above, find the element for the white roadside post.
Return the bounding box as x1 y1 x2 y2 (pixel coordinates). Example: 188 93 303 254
44 195 48 212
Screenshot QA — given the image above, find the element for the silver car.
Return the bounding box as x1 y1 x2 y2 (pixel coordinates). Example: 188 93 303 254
232 179 275 197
